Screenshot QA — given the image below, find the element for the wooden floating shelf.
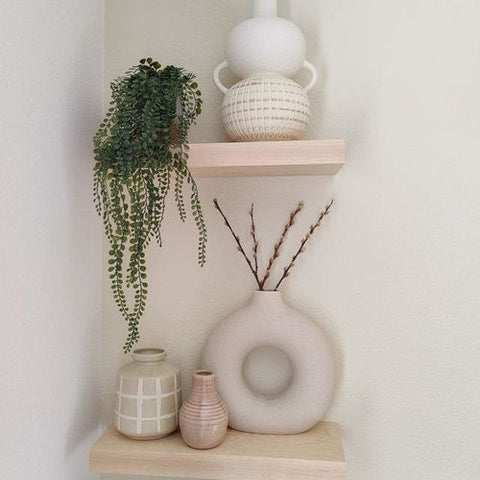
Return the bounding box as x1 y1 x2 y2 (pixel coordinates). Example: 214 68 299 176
90 422 345 480
188 139 345 177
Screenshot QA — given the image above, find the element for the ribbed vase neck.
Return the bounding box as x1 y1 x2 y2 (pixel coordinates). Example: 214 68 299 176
190 371 219 403
253 0 277 17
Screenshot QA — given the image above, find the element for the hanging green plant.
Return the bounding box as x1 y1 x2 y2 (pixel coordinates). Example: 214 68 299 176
93 58 206 353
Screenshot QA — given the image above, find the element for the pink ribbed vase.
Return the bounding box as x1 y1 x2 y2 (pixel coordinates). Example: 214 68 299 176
179 370 228 449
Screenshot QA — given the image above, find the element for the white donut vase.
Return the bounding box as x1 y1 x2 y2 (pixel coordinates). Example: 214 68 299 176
202 291 335 434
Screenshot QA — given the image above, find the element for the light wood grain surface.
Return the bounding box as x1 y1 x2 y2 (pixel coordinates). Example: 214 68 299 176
188 139 345 177
90 422 345 479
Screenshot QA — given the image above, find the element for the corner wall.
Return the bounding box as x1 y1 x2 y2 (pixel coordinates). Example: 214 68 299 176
103 1 480 479
0 1 104 478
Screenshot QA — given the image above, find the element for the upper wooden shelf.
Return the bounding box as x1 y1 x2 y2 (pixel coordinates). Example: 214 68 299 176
188 139 345 177
90 422 345 480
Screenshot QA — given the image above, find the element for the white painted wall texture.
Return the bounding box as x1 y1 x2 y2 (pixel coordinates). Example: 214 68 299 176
0 1 104 479
103 1 480 479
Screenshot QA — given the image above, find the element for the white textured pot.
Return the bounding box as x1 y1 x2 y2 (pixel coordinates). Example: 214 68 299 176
221 72 311 142
202 291 335 435
114 348 181 440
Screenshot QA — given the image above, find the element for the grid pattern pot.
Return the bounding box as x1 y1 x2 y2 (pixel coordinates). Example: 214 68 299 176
221 73 310 142
114 348 181 440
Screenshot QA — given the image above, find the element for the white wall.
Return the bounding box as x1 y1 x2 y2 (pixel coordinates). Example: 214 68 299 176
103 1 480 479
0 1 104 479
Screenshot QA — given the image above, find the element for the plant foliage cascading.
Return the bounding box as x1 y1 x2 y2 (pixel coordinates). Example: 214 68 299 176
93 58 206 353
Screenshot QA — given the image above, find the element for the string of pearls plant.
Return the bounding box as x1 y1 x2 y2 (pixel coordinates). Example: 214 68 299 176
93 58 206 352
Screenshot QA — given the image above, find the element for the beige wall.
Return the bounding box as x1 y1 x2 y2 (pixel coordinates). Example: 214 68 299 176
0 1 104 478
103 1 480 479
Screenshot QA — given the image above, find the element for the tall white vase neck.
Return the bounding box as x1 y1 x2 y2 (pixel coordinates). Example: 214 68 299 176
253 0 277 17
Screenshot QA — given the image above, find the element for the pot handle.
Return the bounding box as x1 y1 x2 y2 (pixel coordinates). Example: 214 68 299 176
213 61 229 94
301 61 318 92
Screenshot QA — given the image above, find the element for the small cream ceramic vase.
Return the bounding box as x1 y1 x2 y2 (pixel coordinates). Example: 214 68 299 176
179 370 228 449
114 348 181 440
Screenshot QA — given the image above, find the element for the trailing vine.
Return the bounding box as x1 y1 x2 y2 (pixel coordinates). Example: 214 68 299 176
93 58 206 353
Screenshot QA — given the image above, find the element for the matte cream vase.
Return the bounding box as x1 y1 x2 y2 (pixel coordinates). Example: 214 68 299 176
203 291 335 434
179 370 228 449
114 348 181 440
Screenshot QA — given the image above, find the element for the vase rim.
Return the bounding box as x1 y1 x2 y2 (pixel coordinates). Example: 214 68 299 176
252 290 284 303
253 0 277 18
193 370 216 385
132 348 166 362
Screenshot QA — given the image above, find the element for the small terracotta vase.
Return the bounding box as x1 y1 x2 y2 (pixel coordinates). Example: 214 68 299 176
179 370 228 449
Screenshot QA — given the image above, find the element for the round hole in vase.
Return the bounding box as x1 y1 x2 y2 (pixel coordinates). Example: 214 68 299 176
242 345 293 397
202 290 335 434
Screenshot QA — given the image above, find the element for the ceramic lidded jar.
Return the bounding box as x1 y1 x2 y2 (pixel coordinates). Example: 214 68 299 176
114 348 181 440
179 370 228 449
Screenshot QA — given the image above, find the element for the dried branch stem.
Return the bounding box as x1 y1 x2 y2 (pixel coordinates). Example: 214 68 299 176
214 198 262 290
274 199 334 291
249 204 259 276
259 201 304 290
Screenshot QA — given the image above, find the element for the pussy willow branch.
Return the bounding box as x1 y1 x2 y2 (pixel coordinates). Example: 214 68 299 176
214 198 262 290
274 199 334 291
259 201 304 290
249 204 259 276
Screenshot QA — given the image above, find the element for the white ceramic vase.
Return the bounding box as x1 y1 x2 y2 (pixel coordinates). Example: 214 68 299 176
114 348 182 440
221 0 311 79
213 0 318 142
202 291 335 434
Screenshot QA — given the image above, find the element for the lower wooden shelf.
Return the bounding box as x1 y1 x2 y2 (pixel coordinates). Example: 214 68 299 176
89 422 345 480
